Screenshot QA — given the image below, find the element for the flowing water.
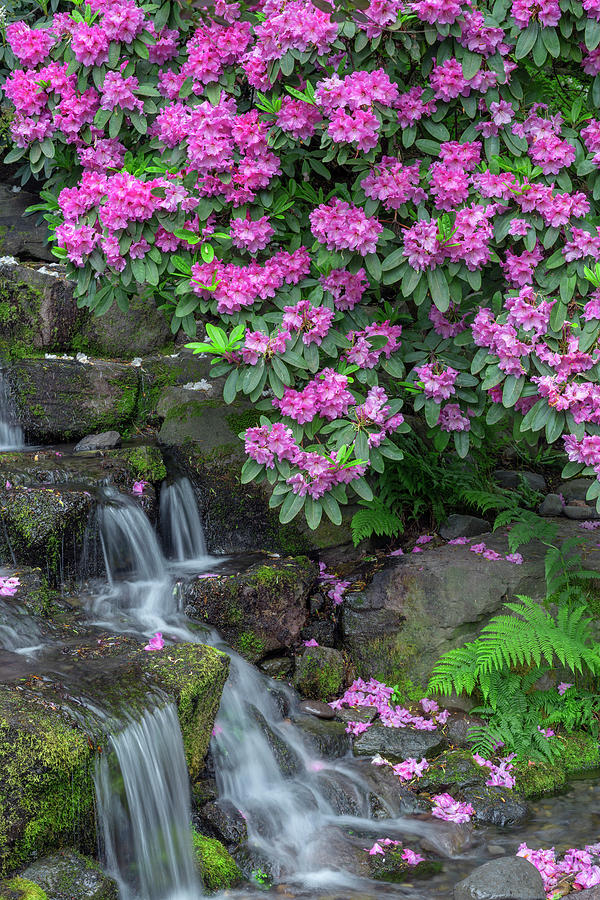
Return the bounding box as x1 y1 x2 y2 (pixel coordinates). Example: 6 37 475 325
0 369 24 451
160 478 209 565
95 702 201 900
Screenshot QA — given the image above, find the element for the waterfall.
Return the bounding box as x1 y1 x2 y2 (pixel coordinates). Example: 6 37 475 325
160 478 209 564
93 487 177 629
94 703 200 900
0 370 23 451
0 598 43 655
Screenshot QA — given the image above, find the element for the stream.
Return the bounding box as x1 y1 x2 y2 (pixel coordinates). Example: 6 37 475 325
0 431 597 898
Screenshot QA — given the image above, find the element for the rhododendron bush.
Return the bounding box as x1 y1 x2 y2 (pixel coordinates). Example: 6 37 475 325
7 0 600 528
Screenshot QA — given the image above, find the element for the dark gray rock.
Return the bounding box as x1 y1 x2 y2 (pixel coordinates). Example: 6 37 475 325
558 477 595 501
298 699 336 719
335 706 378 724
460 786 529 828
440 515 491 540
74 431 122 452
292 645 346 701
197 799 247 847
78 294 171 358
576 889 600 899
493 470 546 493
564 503 599 520
293 715 352 758
247 706 302 777
538 493 565 517
259 656 294 680
23 850 118 900
0 261 80 351
453 857 545 899
0 185 52 261
353 724 445 761
422 822 475 857
445 712 485 749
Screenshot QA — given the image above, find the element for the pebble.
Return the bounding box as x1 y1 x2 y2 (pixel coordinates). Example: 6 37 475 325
298 699 335 720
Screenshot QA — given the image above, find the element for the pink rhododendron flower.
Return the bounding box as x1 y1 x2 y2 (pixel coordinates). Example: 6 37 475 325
144 632 164 651
0 576 20 597
132 480 148 494
558 682 573 695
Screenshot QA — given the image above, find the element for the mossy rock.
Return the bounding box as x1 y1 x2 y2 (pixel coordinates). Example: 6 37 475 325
22 850 117 900
121 445 166 483
0 485 94 586
370 851 442 883
74 294 171 359
292 646 347 702
192 832 242 893
7 359 140 443
513 730 600 798
0 877 47 900
183 556 318 659
0 638 228 874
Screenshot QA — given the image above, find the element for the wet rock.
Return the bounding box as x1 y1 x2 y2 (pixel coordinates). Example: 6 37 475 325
192 832 243 892
197 799 247 847
183 556 318 658
0 186 52 261
259 656 294 680
231 843 275 882
565 503 599 520
0 484 95 586
369 849 442 883
460 785 529 828
334 706 378 725
0 262 79 354
74 432 121 452
453 857 545 899
445 712 485 749
416 750 485 794
353 724 446 762
577 889 600 899
341 521 600 686
558 477 595 501
8 358 140 443
292 715 351 758
77 294 171 359
0 876 48 899
364 764 430 817
300 619 337 648
247 706 303 777
305 826 371 878
493 470 546 493
292 646 347 702
421 822 475 857
298 699 336 720
440 515 491 540
22 850 117 900
538 493 565 517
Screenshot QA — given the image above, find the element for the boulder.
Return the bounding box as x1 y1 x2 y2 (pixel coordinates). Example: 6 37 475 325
0 485 95 586
558 477 595 501
460 786 529 828
22 851 117 900
0 636 228 875
564 503 599 520
8 359 140 443
0 187 52 262
453 857 545 900
576 889 600 899
493 470 546 493
341 521 600 686
292 646 347 701
0 262 80 355
76 294 171 359
192 833 242 893
440 515 490 540
196 800 247 847
353 724 446 761
0 876 47 899
292 716 352 758
538 493 564 517
183 556 318 658
73 432 121 452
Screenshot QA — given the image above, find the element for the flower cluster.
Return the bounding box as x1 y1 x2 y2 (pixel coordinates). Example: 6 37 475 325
430 793 475 824
330 678 449 731
517 842 600 894
0 576 19 597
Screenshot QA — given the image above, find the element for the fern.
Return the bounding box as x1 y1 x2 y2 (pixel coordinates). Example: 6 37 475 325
351 502 403 545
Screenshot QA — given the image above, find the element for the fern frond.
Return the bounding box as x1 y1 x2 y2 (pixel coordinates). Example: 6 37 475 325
351 503 403 546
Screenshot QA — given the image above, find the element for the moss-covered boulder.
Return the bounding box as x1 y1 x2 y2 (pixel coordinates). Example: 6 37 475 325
0 263 81 358
0 638 228 875
0 187 51 262
22 851 117 900
0 877 47 900
292 646 347 701
183 557 318 660
74 295 171 359
0 485 94 586
8 359 140 444
192 832 242 893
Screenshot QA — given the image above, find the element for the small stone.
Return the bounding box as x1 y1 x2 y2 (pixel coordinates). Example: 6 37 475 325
453 857 545 900
422 822 474 857
298 699 335 719
487 844 506 856
494 469 546 493
564 504 600 520
440 514 491 540
73 431 122 452
292 716 351 758
538 493 565 517
23 850 118 900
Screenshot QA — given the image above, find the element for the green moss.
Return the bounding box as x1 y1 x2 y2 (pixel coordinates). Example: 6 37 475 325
236 631 266 660
141 643 229 779
294 649 346 702
226 409 262 435
513 730 600 798
126 446 167 483
0 692 96 876
192 832 242 893
0 877 47 900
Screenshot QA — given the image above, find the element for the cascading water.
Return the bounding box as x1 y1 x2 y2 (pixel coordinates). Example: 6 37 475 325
0 597 43 654
0 369 23 451
94 702 201 900
160 478 209 564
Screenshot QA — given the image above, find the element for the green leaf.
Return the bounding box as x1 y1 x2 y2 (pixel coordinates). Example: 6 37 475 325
502 375 525 408
541 27 560 57
352 477 373 501
427 268 450 312
401 266 421 297
109 109 123 139
241 458 263 484
461 50 482 79
586 16 600 50
279 489 305 523
321 492 342 525
515 22 539 58
223 368 238 405
381 247 405 271
454 430 470 458
365 253 381 281
425 398 441 427
304 496 323 530
242 359 265 394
